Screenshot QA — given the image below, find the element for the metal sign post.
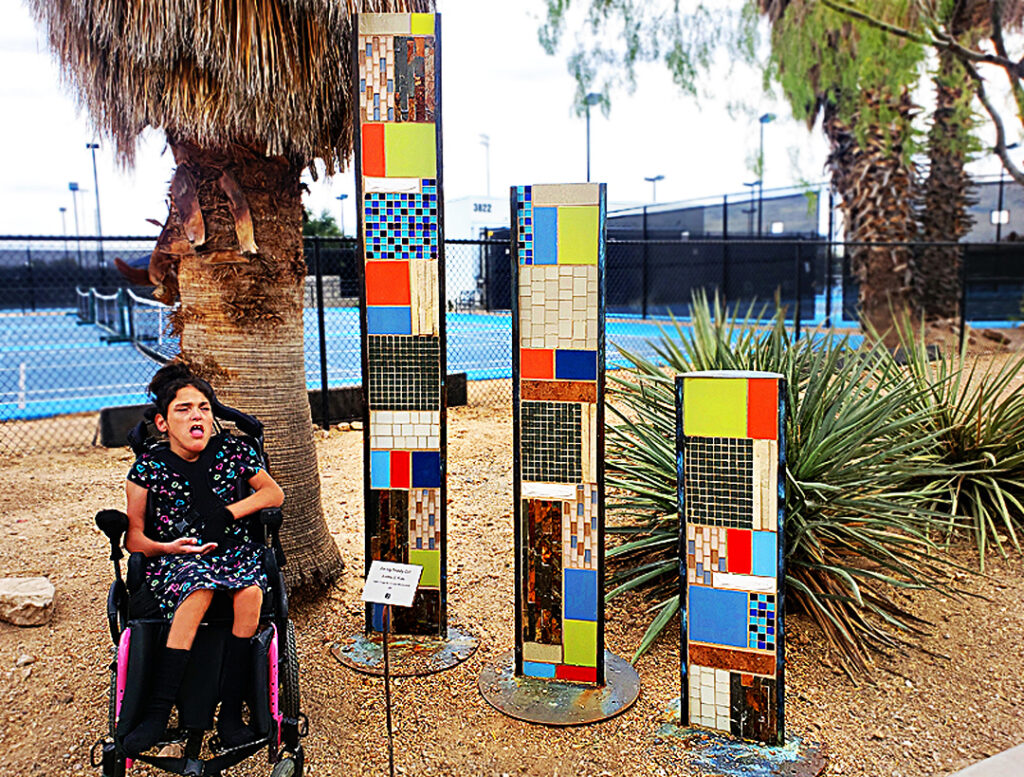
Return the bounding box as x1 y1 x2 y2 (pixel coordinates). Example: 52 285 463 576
362 561 422 776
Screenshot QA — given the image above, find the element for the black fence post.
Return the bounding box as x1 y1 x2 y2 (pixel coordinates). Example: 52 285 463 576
793 243 802 341
26 247 36 313
825 192 835 328
641 205 649 318
721 195 729 311
958 245 968 353
313 236 330 430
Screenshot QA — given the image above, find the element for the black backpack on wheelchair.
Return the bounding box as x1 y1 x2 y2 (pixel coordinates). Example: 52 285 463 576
92 400 307 777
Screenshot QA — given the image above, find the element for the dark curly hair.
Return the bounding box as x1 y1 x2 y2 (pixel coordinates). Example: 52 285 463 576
148 363 216 417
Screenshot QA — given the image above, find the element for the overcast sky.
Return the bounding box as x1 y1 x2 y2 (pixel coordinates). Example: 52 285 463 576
2 0 1009 240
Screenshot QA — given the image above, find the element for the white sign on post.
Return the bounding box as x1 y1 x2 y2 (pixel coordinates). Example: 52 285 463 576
362 561 423 608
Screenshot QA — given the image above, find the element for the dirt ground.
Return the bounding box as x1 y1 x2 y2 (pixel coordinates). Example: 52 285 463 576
2 402 1024 777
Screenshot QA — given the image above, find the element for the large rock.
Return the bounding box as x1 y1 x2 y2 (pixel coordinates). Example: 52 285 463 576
0 577 55 626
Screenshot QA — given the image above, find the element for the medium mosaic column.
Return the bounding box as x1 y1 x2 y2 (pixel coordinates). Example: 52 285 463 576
676 371 786 744
514 183 606 683
356 12 445 638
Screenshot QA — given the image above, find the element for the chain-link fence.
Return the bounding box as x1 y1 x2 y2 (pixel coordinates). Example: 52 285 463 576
3 234 1023 452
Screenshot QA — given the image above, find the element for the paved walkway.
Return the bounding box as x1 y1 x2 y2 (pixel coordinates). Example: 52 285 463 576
949 744 1024 777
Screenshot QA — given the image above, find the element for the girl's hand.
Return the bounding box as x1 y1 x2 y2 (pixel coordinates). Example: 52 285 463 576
164 537 218 555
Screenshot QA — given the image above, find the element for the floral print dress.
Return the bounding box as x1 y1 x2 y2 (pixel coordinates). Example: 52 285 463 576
126 434 268 618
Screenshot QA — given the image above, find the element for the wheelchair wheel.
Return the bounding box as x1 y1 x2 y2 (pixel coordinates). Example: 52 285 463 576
281 620 300 718
108 667 117 737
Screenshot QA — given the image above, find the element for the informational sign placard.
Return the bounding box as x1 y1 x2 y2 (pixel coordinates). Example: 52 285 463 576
362 561 424 608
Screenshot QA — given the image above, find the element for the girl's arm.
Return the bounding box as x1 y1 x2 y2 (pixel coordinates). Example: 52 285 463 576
125 481 215 557
226 469 285 519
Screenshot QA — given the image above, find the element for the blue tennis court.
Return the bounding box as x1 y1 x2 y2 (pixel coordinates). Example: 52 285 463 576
1 308 688 421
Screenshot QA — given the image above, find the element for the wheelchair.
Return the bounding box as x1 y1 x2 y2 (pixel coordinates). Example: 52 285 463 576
91 400 307 777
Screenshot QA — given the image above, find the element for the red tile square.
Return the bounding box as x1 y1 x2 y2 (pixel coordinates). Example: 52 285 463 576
365 261 410 305
727 529 752 574
361 123 385 177
520 349 554 379
555 665 597 683
747 378 779 440
389 450 410 489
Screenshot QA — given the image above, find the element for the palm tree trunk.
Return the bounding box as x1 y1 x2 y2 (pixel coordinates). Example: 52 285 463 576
168 137 343 590
825 89 918 343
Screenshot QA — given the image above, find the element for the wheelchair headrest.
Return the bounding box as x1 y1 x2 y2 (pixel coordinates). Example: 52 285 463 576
126 399 263 455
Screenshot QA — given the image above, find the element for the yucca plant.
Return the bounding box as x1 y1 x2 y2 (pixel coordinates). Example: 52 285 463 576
894 319 1024 569
606 293 960 677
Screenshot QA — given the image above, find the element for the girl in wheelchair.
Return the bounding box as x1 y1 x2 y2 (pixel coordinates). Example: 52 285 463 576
122 363 284 756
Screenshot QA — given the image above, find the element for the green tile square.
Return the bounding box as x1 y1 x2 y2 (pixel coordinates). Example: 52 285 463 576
562 619 597 667
384 124 436 178
410 13 434 34
557 206 599 265
683 377 747 438
408 549 440 588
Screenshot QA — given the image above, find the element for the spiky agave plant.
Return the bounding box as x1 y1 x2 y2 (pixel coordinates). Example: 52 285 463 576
606 293 959 677
894 319 1024 570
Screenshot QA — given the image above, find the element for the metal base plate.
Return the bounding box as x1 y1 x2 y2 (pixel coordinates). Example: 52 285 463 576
330 625 478 677
657 698 827 776
477 649 640 726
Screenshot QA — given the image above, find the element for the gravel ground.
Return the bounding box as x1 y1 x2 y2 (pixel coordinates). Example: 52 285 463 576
2 401 1024 776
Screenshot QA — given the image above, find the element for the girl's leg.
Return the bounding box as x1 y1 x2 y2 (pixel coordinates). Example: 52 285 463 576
218 586 265 746
167 589 215 649
230 585 263 638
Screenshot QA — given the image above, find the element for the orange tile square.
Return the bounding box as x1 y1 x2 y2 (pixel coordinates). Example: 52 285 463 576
747 378 778 440
521 349 554 379
365 261 410 305
362 123 385 177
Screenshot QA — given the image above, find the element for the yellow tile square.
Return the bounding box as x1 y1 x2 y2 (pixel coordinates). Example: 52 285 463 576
557 206 599 265
410 13 434 35
384 123 436 178
683 377 747 438
408 549 440 587
562 619 598 667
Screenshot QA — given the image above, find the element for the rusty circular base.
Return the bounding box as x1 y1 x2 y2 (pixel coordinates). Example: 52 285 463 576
477 649 640 727
330 625 478 677
657 698 827 776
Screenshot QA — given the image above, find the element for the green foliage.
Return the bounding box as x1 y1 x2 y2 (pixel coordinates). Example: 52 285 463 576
895 319 1024 570
606 293 962 676
302 208 341 238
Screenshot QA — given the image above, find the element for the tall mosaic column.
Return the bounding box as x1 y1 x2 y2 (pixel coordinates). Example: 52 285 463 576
333 13 476 675
676 371 786 744
478 184 639 725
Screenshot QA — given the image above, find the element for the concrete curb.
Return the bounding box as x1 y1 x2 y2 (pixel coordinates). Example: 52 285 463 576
948 744 1024 777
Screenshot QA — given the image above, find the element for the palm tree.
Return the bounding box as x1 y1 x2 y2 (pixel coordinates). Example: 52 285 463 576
760 0 923 341
27 0 430 589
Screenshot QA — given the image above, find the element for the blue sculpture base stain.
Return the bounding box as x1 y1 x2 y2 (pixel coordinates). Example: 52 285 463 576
659 698 826 776
331 625 478 677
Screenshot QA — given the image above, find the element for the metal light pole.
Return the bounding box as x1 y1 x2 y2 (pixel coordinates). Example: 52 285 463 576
336 193 349 236
86 142 105 267
644 174 664 203
584 93 601 182
757 113 776 238
59 206 70 262
68 182 83 268
479 134 490 196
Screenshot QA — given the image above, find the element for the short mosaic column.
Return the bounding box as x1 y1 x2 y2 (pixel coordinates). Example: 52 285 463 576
478 183 639 725
332 11 477 677
676 371 786 744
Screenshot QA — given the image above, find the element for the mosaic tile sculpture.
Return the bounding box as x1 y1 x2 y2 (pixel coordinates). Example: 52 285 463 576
676 372 786 744
356 12 445 637
513 183 606 684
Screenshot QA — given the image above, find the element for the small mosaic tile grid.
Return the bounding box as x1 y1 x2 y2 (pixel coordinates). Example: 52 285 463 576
514 183 605 684
519 265 598 350
367 335 440 411
748 593 776 650
364 182 439 261
370 410 440 450
686 525 728 586
562 484 598 570
521 401 582 484
409 488 440 551
678 373 784 744
357 13 444 637
683 437 754 529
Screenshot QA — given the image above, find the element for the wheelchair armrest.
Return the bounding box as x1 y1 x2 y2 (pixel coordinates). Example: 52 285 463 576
126 551 148 594
259 507 283 531
95 510 129 561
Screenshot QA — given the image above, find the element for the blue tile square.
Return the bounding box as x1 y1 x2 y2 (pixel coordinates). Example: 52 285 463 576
523 661 556 678
367 306 412 335
533 207 558 264
752 531 777 577
411 451 441 488
564 568 598 621
555 350 597 380
370 450 390 489
688 585 749 648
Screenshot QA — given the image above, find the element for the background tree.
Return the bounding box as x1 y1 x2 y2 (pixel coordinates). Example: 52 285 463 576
303 208 343 238
27 0 431 589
